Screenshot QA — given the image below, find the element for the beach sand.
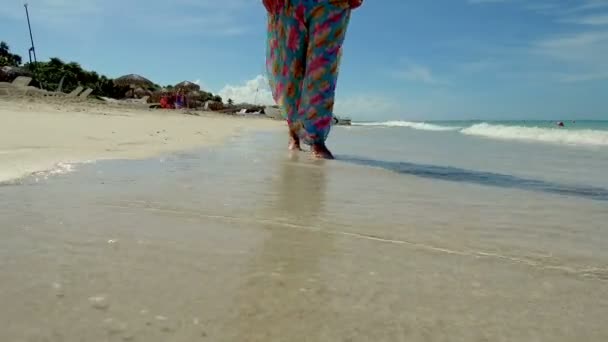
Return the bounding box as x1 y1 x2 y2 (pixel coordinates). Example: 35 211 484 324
2 125 608 341
2 98 608 341
0 97 280 182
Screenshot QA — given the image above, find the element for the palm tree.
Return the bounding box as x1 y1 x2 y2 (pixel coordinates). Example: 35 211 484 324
0 41 9 54
0 41 23 66
227 98 234 106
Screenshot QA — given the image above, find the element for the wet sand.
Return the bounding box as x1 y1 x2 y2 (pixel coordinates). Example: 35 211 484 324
1 131 608 341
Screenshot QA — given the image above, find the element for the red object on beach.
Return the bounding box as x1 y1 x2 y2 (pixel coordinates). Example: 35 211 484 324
160 96 174 109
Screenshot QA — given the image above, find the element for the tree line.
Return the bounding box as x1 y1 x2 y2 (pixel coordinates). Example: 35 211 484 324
0 40 223 102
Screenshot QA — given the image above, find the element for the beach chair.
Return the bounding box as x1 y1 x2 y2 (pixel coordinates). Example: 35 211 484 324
11 76 32 88
67 86 83 97
78 88 93 99
24 86 48 96
0 77 33 96
0 83 9 96
0 81 10 94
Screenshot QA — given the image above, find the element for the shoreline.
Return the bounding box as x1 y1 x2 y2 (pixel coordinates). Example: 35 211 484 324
2 126 608 341
0 97 282 183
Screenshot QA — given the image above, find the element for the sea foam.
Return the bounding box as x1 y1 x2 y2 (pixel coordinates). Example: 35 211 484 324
461 123 608 147
352 121 461 131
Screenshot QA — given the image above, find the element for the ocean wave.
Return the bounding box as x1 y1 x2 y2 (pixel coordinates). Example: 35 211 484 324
461 123 608 147
353 121 461 131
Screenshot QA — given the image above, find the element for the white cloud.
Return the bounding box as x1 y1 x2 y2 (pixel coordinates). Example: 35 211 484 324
562 14 608 25
191 79 213 91
0 0 255 35
536 31 608 60
463 0 608 83
571 0 608 12
392 64 448 85
217 77 405 119
468 0 608 15
334 94 403 119
534 30 608 82
557 71 608 82
218 75 274 105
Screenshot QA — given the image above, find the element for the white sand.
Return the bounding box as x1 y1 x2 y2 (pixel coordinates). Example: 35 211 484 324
0 98 281 182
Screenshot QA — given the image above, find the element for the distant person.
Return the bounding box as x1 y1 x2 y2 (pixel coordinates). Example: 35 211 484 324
263 0 363 159
557 121 565 127
175 91 185 109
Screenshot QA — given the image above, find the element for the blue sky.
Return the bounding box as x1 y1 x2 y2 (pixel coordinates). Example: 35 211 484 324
1 0 608 120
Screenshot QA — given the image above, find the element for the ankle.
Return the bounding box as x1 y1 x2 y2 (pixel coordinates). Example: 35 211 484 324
311 143 334 159
289 133 301 151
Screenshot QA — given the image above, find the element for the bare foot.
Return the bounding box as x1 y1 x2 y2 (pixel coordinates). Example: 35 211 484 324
288 131 302 151
311 143 334 159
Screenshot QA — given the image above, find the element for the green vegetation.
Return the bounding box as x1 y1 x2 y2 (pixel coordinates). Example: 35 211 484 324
24 58 130 97
0 40 223 103
0 42 22 66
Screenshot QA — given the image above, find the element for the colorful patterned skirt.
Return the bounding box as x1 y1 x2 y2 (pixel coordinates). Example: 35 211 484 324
266 0 352 144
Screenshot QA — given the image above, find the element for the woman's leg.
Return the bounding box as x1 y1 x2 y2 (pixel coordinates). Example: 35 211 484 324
266 5 308 150
300 3 351 158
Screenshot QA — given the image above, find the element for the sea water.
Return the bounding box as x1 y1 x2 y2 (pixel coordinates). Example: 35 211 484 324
345 120 608 189
1 123 608 341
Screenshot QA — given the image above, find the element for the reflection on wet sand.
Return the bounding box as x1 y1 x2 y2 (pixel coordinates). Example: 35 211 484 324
230 154 333 341
2 131 608 341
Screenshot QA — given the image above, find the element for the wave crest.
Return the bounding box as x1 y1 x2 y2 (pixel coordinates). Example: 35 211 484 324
352 121 461 131
461 123 608 147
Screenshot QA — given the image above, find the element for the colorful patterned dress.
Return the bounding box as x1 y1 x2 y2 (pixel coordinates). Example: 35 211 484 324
265 0 360 145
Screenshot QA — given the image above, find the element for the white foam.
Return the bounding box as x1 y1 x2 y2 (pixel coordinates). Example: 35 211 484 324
353 121 461 131
461 123 608 147
0 162 79 184
31 162 77 182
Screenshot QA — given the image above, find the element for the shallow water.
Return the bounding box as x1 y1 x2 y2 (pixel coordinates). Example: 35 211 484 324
1 128 607 341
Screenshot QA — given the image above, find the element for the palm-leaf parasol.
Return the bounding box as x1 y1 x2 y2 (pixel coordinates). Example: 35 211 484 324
113 74 154 88
174 81 200 92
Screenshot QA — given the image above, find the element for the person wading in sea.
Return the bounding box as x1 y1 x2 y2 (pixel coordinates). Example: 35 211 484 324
263 0 363 159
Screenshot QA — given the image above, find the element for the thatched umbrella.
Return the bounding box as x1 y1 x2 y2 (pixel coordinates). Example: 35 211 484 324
174 81 200 92
113 74 154 89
